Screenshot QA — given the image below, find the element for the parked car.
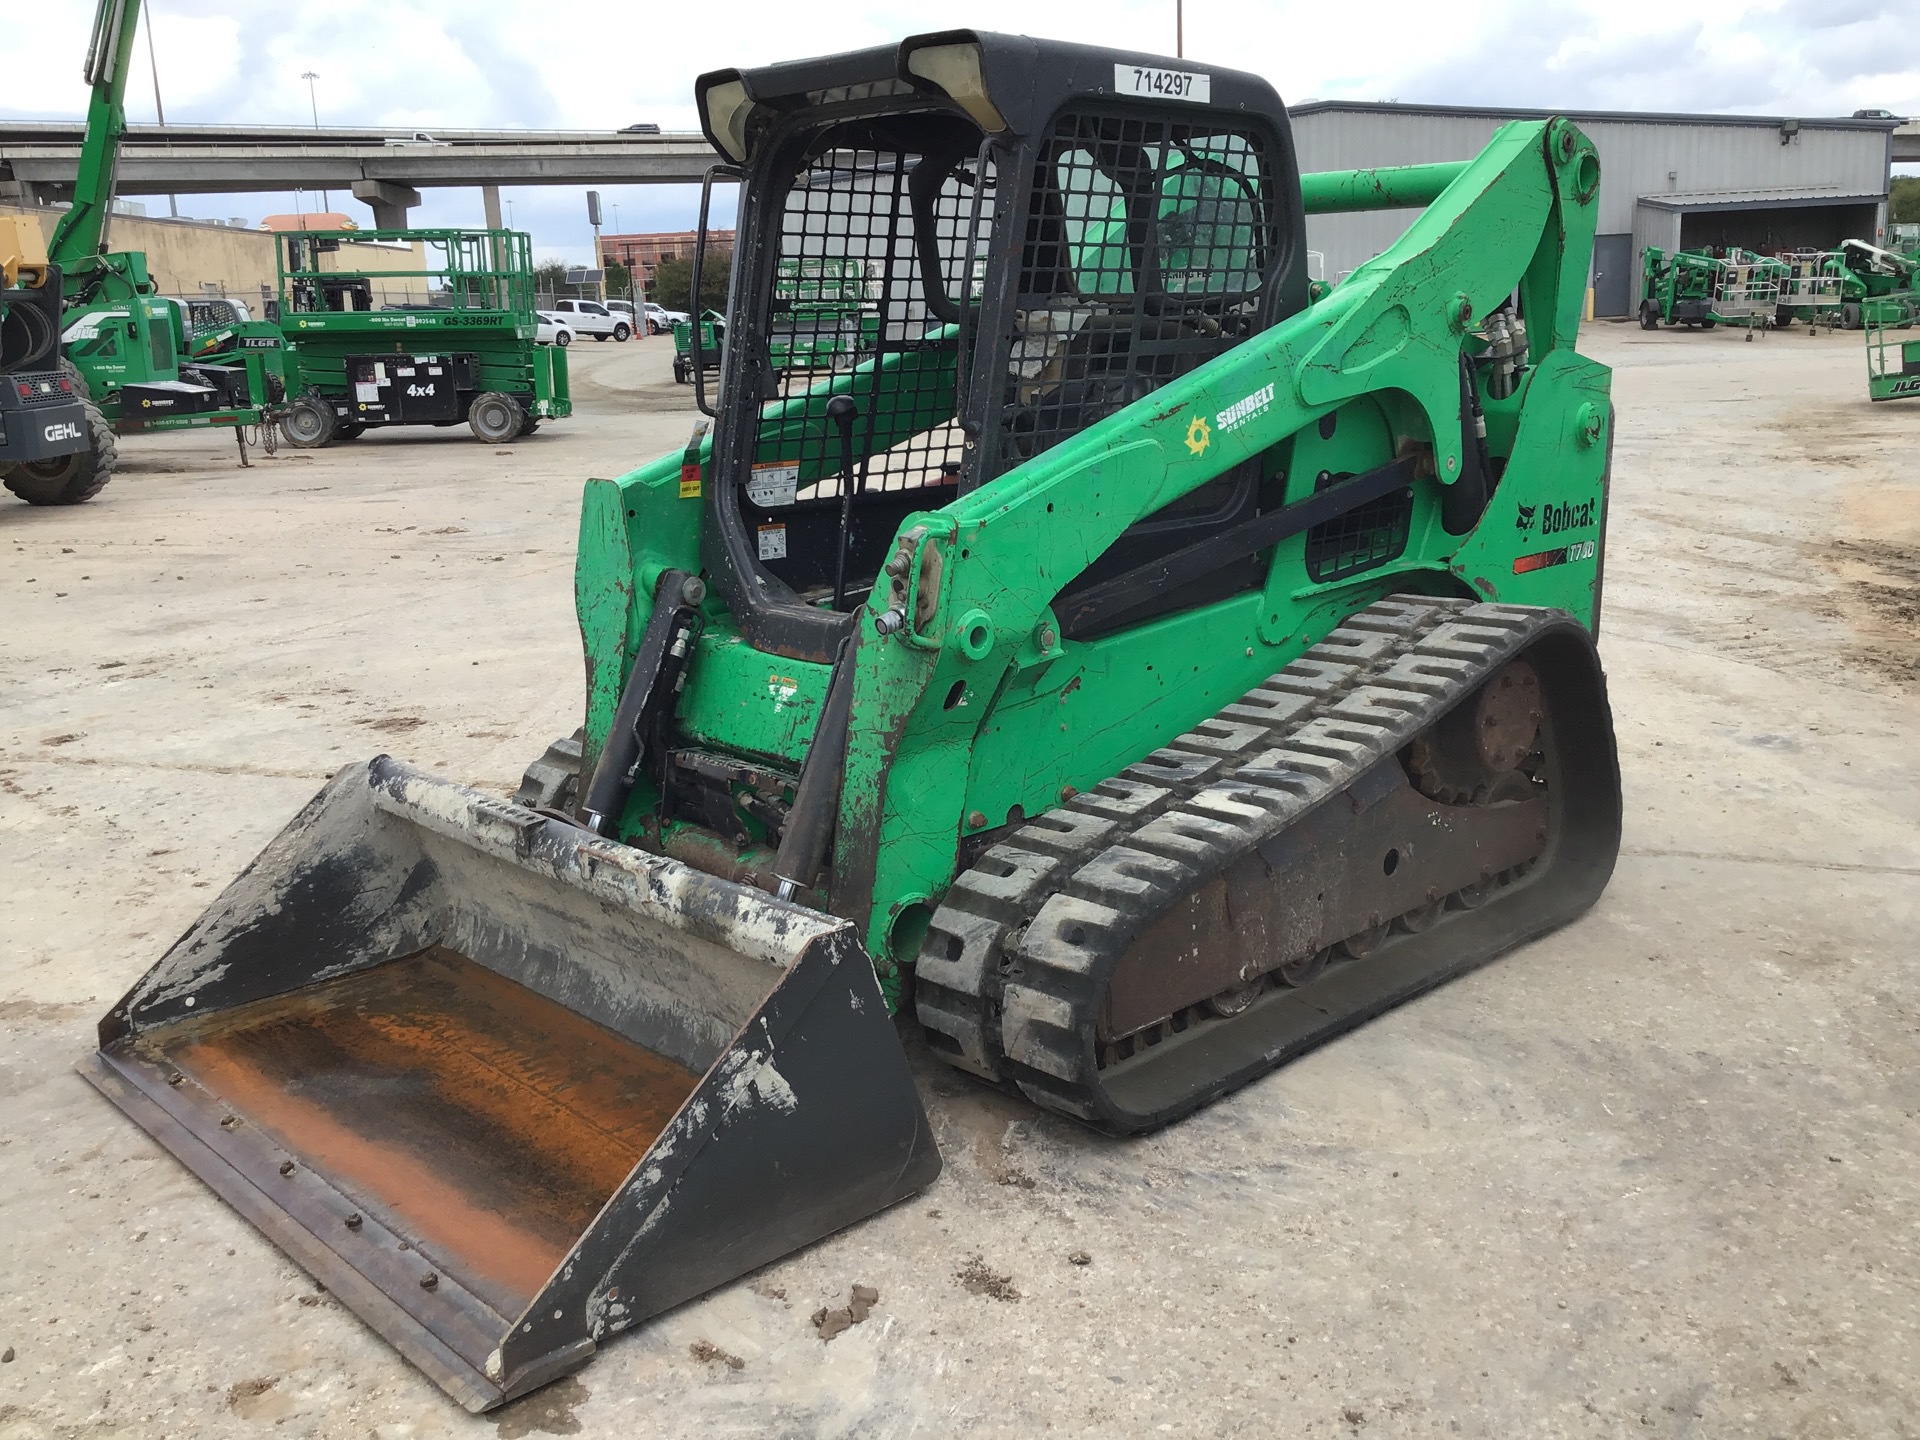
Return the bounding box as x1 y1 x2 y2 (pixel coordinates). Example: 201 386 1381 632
644 301 688 335
547 298 631 341
535 310 576 346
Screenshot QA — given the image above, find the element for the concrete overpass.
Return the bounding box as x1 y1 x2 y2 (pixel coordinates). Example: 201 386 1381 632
0 122 721 226
1895 119 1920 164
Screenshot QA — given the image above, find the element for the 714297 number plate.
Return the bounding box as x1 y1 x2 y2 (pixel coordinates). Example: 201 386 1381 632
1114 63 1210 103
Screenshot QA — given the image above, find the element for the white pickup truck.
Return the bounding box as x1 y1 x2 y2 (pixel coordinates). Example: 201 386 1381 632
546 298 631 341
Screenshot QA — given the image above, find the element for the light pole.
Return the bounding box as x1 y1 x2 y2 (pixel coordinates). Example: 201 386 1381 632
143 5 178 217
301 71 328 212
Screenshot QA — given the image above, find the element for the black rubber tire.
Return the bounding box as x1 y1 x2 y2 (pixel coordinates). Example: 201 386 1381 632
1638 301 1659 331
280 391 336 448
592 333 608 342
468 391 525 443
1841 303 1863 331
3 390 117 506
1774 308 1794 329
516 415 541 437
613 323 632 342
332 422 366 442
1700 317 1716 330
555 330 571 346
673 359 689 384
60 356 94 401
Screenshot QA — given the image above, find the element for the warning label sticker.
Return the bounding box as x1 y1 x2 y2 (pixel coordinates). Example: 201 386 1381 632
758 524 788 560
748 463 800 508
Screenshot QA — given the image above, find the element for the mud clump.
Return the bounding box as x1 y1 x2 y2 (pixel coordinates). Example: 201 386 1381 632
1067 1250 1091 1266
812 1283 881 1340
688 1339 745 1371
225 1377 276 1409
956 1255 1020 1302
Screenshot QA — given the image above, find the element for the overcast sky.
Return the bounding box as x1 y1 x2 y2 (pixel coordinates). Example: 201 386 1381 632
5 0 1915 263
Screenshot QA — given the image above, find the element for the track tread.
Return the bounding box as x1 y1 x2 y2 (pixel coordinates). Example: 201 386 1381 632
915 594 1590 1129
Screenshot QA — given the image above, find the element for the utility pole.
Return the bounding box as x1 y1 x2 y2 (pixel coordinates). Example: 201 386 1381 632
1177 0 1184 58
143 5 178 217
302 71 328 212
586 190 604 301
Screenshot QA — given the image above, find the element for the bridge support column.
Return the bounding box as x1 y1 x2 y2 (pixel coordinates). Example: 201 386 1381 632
351 179 422 231
482 184 503 230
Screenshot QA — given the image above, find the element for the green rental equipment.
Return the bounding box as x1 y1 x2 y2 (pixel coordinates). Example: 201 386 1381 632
83 33 1622 1413
273 227 570 446
51 0 286 483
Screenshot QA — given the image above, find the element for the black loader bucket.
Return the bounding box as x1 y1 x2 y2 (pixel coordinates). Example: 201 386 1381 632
79 757 940 1411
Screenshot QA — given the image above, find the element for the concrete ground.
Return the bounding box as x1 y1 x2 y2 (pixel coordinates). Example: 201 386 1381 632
1 323 1915 1440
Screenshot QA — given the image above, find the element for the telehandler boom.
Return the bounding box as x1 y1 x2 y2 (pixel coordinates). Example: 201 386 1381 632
85 33 1621 1411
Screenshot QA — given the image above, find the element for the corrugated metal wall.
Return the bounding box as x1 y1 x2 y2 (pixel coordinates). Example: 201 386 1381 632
1290 107 1891 298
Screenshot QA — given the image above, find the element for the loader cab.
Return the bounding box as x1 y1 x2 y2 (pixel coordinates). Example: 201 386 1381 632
696 32 1307 662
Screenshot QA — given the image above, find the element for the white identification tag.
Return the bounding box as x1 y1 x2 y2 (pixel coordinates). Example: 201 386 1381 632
747 463 800 508
757 524 788 560
1115 63 1210 103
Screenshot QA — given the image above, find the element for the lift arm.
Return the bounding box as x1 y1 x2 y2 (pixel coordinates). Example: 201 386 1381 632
47 0 148 304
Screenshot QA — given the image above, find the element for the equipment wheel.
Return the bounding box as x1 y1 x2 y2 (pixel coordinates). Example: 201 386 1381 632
613 322 632 342
516 415 541 437
3 391 117 506
1840 303 1863 331
468 391 525 443
673 358 690 384
1700 317 1716 330
1638 300 1660 330
1774 308 1794 330
332 422 366 442
280 391 336 448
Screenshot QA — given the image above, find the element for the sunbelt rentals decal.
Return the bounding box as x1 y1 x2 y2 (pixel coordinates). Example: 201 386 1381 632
1217 382 1276 434
1184 381 1278 458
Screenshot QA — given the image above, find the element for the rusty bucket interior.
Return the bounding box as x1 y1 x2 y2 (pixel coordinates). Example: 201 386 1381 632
82 758 940 1411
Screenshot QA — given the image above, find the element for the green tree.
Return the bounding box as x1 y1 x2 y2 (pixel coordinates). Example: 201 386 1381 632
1891 176 1920 225
533 257 572 297
649 249 731 313
605 259 633 300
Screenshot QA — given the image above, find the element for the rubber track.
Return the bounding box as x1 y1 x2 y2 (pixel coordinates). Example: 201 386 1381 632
914 594 1571 1129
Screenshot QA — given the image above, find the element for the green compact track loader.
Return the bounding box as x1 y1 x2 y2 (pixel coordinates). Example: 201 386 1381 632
273 227 569 446
84 33 1622 1412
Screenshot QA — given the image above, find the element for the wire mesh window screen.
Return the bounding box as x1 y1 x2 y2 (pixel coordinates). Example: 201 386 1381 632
748 131 994 502
1304 470 1413 584
989 110 1275 481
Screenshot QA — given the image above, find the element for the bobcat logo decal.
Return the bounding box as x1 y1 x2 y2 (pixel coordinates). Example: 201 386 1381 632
1514 503 1537 532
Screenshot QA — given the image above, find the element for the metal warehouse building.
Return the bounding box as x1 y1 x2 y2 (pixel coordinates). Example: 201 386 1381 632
1290 103 1899 317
